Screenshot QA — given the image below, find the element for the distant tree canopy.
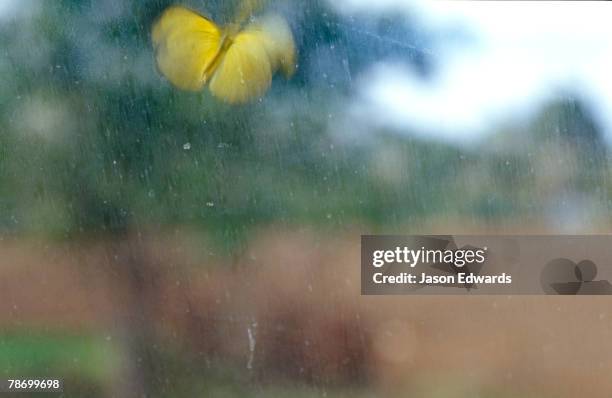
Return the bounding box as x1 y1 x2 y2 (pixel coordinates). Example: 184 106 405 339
0 0 609 245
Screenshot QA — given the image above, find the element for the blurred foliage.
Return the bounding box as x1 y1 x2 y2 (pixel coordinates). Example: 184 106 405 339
0 0 610 250
0 332 117 397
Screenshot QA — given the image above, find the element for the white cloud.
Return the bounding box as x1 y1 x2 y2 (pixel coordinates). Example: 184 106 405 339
333 0 612 143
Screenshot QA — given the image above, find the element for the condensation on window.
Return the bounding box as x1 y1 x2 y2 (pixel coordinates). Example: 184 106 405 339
0 0 611 397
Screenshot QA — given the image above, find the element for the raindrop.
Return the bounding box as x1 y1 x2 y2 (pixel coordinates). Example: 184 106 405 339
247 321 258 370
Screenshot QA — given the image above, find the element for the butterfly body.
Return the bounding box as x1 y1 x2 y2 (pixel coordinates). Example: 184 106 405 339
152 5 295 104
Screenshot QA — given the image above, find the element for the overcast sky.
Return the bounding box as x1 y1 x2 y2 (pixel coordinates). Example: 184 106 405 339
332 0 612 144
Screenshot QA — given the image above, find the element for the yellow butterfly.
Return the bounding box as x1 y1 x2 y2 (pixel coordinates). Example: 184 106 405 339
152 4 296 104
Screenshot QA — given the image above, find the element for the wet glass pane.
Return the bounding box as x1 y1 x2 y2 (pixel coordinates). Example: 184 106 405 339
1 0 611 397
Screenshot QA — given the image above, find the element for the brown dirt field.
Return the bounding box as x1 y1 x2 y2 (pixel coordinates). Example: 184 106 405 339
0 229 611 397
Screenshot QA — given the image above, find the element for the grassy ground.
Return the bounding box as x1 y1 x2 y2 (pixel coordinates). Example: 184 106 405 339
0 333 115 397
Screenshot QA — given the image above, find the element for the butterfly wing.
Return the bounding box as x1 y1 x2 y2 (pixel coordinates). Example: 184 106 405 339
208 15 295 104
208 28 273 104
152 6 222 91
257 14 296 77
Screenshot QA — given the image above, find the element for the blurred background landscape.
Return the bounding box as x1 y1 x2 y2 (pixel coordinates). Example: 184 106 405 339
1 0 612 397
